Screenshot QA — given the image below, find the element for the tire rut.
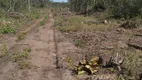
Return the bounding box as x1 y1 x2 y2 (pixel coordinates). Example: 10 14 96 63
23 14 62 80
0 13 77 80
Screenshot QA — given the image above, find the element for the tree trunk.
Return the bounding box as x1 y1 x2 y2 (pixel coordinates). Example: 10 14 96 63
28 0 31 12
8 0 12 12
87 1 89 16
12 0 18 12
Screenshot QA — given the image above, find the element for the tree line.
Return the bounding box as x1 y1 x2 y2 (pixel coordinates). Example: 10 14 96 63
0 0 50 13
68 0 142 19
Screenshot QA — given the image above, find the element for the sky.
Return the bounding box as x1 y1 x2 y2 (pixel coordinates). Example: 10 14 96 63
53 0 67 2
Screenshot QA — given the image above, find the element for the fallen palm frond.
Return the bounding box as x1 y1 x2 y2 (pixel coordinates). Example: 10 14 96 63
74 56 100 75
73 53 124 75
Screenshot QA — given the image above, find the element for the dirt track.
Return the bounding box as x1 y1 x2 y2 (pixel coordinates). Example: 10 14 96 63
0 13 79 80
0 12 119 80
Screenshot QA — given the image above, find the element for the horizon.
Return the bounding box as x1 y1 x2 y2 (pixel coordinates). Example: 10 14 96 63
52 0 67 2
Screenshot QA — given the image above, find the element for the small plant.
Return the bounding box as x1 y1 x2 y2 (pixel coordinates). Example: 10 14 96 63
39 16 48 26
40 20 45 26
74 39 84 47
58 27 66 32
0 44 8 57
66 57 73 68
13 48 31 61
0 24 15 34
117 75 125 80
25 48 32 53
12 48 32 69
17 31 27 41
18 61 31 69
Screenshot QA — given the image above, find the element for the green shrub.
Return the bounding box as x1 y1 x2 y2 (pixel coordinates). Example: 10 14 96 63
0 25 15 34
69 0 142 19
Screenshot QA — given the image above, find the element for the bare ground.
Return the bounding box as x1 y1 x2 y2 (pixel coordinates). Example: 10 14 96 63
0 11 134 80
0 13 80 80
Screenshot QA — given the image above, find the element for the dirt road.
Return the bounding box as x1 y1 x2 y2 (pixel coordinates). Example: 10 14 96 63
0 12 118 80
0 13 79 80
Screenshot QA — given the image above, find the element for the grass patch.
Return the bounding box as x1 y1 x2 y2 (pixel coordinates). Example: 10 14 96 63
57 26 80 32
25 9 41 20
12 48 32 62
55 15 118 33
17 31 28 41
55 15 87 32
0 24 15 34
40 20 46 26
0 8 41 35
18 61 31 69
74 39 84 48
12 48 32 69
39 16 48 26
0 44 8 57
122 49 142 80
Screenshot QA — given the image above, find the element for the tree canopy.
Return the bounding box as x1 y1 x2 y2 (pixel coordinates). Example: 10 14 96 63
0 0 50 12
68 0 142 19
